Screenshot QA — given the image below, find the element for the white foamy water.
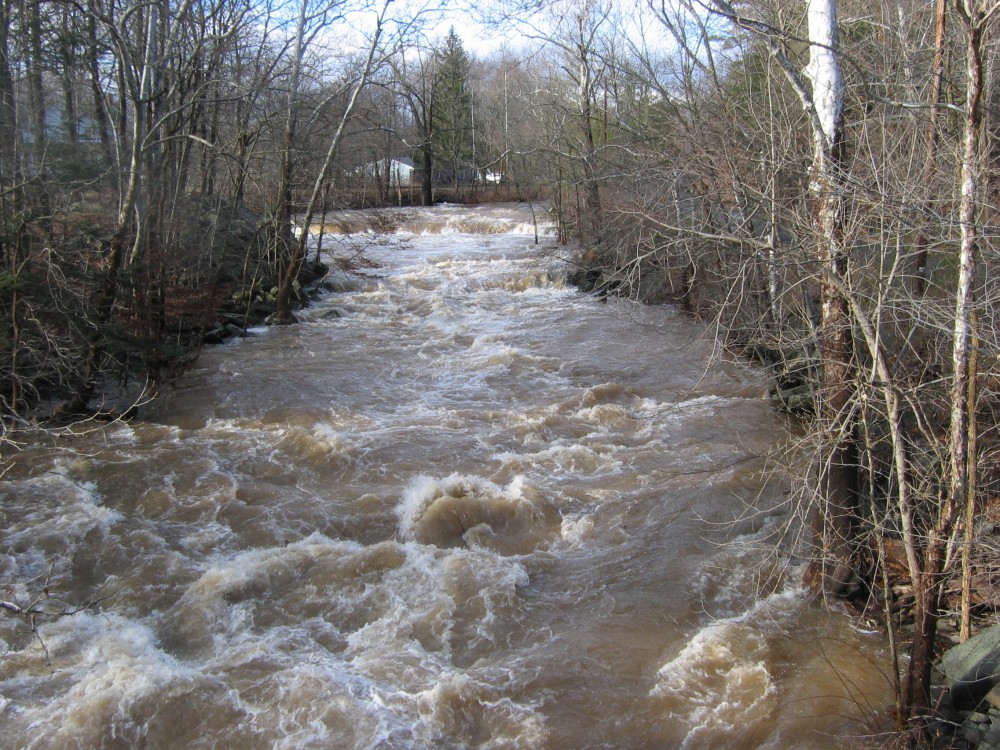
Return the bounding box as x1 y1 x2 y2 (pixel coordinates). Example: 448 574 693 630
0 204 890 748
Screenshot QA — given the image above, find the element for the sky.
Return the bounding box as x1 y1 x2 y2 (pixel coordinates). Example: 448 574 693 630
336 0 522 59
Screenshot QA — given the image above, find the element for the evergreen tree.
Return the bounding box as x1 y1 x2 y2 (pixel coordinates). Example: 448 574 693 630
432 27 474 189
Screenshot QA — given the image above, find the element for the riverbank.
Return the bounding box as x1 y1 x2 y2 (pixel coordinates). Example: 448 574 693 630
571 228 1000 746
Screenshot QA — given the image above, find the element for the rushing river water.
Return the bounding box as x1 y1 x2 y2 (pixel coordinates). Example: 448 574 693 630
1 204 891 748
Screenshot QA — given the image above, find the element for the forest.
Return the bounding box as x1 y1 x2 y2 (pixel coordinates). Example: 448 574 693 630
1 0 999 741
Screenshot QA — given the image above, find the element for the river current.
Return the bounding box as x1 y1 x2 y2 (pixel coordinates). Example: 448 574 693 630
1 204 890 748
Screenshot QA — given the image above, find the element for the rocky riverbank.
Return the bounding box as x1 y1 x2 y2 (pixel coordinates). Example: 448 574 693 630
937 625 1000 749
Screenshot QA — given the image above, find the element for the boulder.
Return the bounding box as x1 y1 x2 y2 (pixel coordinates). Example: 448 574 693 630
201 323 245 345
940 623 1000 710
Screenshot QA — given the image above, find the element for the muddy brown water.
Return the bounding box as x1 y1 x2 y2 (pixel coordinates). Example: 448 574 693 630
0 205 892 748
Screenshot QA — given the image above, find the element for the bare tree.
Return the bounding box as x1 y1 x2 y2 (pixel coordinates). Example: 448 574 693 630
274 0 404 322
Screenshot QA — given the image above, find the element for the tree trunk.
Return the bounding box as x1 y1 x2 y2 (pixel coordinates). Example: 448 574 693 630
273 0 307 323
421 142 433 206
25 0 47 164
24 0 50 228
904 3 986 724
61 6 79 147
0 0 18 184
801 0 858 599
960 314 979 642
87 0 115 166
576 14 603 245
910 0 947 296
275 7 385 322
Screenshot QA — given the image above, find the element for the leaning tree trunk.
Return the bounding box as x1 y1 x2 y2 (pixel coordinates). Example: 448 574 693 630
275 19 384 322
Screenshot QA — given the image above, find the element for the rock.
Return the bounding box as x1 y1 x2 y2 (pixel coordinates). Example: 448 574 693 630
986 686 1000 711
940 623 1000 710
963 721 986 747
201 323 244 345
770 383 811 413
983 722 1000 750
265 312 297 326
568 267 610 297
202 327 228 344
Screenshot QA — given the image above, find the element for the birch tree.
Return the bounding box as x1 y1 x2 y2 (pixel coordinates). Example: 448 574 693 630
706 0 857 599
799 0 857 601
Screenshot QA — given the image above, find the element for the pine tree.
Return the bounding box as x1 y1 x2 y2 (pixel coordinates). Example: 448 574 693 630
432 28 474 190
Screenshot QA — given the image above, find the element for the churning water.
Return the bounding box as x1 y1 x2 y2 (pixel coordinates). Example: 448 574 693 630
0 204 891 748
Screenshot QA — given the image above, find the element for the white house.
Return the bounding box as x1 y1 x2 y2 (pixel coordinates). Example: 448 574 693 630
363 157 416 186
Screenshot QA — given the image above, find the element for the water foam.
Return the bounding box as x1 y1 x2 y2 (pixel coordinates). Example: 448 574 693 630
397 474 555 555
493 442 621 477
559 513 597 547
649 538 820 748
650 617 775 749
2 469 123 557
5 613 199 747
404 670 548 748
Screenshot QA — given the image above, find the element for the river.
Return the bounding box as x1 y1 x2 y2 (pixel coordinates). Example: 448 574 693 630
0 204 891 748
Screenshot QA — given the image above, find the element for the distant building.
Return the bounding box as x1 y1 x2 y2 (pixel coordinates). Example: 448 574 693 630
363 157 416 186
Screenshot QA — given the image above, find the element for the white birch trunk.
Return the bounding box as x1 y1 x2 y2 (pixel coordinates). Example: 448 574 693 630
800 0 858 599
803 0 843 159
950 12 982 525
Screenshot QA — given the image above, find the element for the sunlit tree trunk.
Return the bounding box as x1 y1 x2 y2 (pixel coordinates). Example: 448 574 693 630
904 0 989 721
712 0 857 599
801 0 859 600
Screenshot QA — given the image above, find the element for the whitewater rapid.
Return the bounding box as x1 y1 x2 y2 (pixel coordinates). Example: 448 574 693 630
0 204 890 748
